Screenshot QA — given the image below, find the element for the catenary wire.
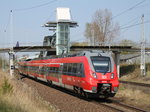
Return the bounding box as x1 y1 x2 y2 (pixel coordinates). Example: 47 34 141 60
121 20 150 30
72 20 150 42
13 0 59 11
4 0 147 44
4 10 12 32
72 0 147 42
111 0 146 19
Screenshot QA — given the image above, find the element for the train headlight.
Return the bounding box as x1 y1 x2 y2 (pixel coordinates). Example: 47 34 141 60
111 73 114 79
92 73 97 78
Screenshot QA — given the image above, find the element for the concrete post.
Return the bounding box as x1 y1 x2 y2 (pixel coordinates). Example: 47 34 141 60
9 49 14 76
114 51 120 78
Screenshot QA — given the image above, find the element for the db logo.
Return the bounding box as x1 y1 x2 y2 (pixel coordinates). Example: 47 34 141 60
102 76 107 79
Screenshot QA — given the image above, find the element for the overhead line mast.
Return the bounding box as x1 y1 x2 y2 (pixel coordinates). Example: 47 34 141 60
9 10 14 76
140 14 146 76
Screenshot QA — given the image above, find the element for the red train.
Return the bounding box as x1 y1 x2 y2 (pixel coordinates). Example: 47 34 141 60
18 51 119 98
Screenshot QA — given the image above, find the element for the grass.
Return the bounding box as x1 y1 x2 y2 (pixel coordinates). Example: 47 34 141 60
0 70 57 112
117 63 150 111
1 77 13 94
0 100 23 112
116 84 150 111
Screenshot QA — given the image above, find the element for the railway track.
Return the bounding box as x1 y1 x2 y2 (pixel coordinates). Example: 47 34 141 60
119 80 150 94
93 99 149 112
18 74 116 112
120 80 150 87
16 73 149 112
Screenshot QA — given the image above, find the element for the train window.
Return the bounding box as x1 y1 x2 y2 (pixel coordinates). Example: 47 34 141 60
58 65 63 74
44 67 47 74
77 64 81 77
34 66 37 72
63 63 68 74
51 67 54 73
77 63 85 77
91 56 111 73
47 67 51 76
44 67 48 75
55 67 59 73
52 67 55 74
53 67 56 73
35 66 39 73
49 67 52 72
68 63 72 74
31 66 33 71
40 67 44 75
72 63 77 76
61 63 85 77
48 67 51 72
31 66 34 73
81 64 85 77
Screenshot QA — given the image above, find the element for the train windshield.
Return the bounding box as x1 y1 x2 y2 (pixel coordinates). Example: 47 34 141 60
91 56 111 73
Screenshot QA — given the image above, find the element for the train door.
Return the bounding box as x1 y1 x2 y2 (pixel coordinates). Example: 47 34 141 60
58 64 63 87
77 63 85 87
71 63 84 87
44 65 48 79
39 65 45 78
72 63 80 87
61 63 72 86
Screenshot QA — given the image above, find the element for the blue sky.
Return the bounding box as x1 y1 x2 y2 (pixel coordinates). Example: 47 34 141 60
0 0 150 48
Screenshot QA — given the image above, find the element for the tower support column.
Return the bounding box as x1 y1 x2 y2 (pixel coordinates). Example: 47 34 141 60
56 23 70 55
114 51 120 78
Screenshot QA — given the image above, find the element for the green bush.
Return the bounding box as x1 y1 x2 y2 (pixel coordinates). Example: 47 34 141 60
1 77 13 94
0 100 24 112
120 64 138 77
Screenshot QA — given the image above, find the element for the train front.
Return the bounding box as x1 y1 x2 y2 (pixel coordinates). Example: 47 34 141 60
84 51 119 98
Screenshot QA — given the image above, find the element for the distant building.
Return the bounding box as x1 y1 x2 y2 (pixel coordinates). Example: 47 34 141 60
16 41 19 47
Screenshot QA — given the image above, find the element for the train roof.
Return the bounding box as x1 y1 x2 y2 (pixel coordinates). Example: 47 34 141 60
28 50 112 61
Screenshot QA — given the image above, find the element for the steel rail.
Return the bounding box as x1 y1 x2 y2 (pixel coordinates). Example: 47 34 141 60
15 70 149 112
120 80 150 87
92 99 149 112
93 101 125 112
110 99 149 112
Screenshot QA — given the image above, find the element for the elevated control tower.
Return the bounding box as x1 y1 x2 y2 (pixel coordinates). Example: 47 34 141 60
44 8 78 55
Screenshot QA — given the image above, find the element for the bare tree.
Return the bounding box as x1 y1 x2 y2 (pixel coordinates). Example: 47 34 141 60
85 9 120 46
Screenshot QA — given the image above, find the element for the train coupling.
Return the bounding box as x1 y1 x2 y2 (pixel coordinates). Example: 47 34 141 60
97 83 111 94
